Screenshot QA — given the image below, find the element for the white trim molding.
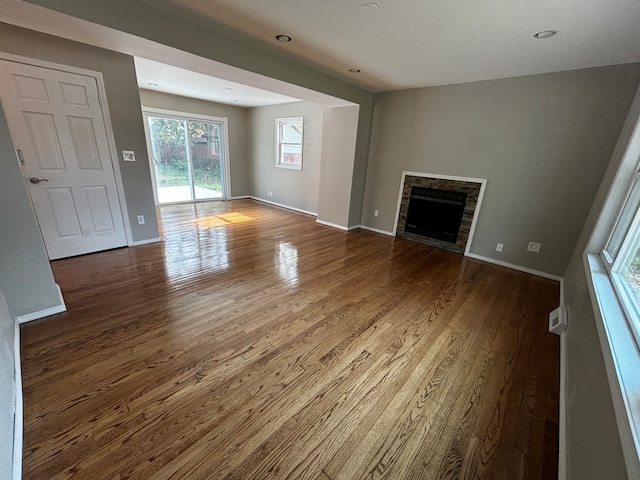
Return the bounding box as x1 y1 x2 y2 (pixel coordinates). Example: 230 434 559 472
393 171 487 256
250 196 317 217
586 254 640 478
16 284 66 324
558 331 568 480
131 237 162 247
466 253 562 281
557 276 567 480
359 225 395 236
13 320 22 480
315 219 349 231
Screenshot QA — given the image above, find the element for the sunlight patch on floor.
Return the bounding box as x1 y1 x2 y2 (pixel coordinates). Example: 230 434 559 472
193 212 254 228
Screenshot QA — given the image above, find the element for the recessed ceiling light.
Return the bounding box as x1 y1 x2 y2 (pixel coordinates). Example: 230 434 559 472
349 68 361 73
533 30 559 39
147 82 159 87
275 34 292 42
225 87 233 91
359 2 379 13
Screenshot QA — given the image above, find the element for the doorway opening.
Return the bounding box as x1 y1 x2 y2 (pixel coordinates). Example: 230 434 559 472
143 109 230 204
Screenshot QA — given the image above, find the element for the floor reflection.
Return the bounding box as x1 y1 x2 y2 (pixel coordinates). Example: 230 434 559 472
160 208 243 280
276 241 299 287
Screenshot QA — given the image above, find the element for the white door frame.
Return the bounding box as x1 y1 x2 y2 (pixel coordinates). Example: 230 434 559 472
141 106 232 204
0 52 134 246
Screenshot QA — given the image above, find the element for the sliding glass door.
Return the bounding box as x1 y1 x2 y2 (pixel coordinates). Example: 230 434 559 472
145 111 228 204
190 121 224 200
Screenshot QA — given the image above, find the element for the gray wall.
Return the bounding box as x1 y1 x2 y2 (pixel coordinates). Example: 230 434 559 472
0 103 61 318
0 23 159 243
247 102 324 213
318 105 360 227
24 0 375 227
362 65 640 276
349 101 374 227
563 265 628 480
139 89 251 198
0 290 17 480
562 84 640 480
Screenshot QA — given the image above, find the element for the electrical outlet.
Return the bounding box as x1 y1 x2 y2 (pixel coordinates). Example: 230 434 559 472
527 241 541 253
137 215 145 225
496 243 504 252
267 190 273 197
374 209 379 217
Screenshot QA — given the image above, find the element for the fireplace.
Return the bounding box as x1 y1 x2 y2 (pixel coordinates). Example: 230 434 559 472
395 173 486 254
405 187 468 243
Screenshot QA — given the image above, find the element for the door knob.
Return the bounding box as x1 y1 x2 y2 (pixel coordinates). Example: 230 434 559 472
29 177 49 184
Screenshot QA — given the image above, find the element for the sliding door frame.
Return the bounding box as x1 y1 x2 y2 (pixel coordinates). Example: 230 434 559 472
142 106 231 205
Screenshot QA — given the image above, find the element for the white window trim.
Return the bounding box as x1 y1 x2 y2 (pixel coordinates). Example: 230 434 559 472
584 99 640 479
275 116 303 170
585 255 640 478
602 171 640 351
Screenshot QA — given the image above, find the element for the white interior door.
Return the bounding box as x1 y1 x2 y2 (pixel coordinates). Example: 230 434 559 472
0 60 127 260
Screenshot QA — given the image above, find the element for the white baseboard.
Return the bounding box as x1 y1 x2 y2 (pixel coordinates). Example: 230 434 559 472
17 284 66 324
13 320 22 480
558 273 567 480
315 219 350 231
465 253 563 281
230 195 250 200
130 237 162 247
249 196 317 217
558 332 567 480
17 304 66 324
358 227 562 281
358 225 395 236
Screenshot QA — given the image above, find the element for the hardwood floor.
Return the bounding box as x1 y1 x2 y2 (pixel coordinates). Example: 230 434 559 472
20 199 560 479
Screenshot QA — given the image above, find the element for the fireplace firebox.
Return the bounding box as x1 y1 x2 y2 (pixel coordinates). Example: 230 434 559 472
404 187 468 243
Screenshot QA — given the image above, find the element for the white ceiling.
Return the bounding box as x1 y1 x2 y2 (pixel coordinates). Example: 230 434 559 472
134 57 300 107
2 0 639 102
141 0 640 92
0 0 355 108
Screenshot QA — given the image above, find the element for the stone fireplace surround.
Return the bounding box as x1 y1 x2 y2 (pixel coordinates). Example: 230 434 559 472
394 172 486 255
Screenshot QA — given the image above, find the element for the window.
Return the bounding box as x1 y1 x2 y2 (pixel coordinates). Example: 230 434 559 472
587 112 640 477
276 116 303 170
602 171 640 349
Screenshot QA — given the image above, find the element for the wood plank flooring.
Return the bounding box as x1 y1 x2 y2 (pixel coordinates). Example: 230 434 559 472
20 199 560 479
